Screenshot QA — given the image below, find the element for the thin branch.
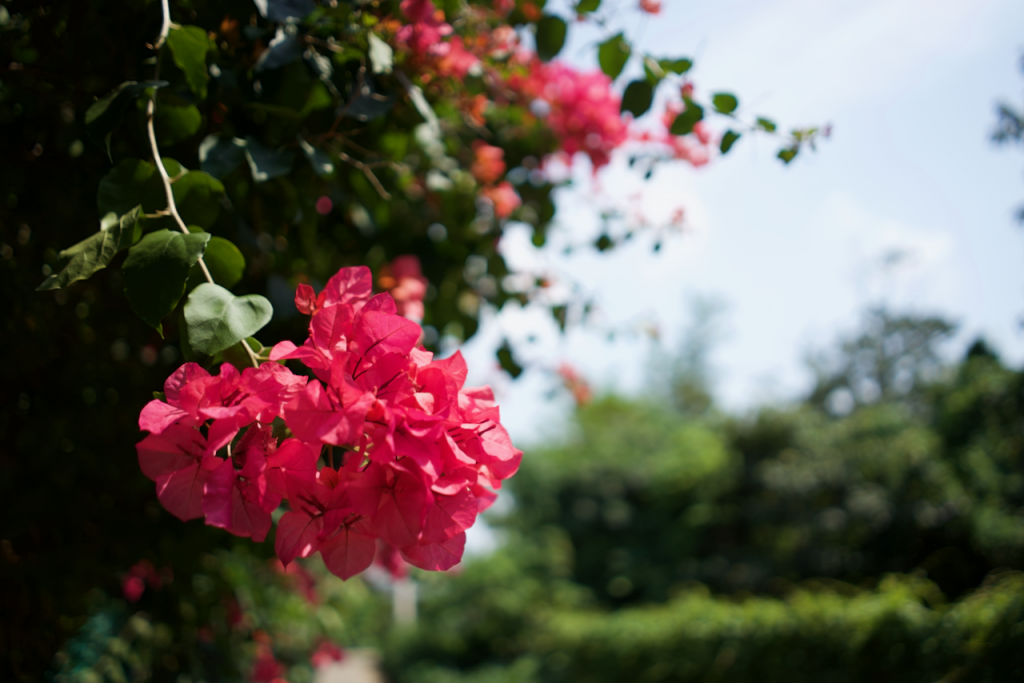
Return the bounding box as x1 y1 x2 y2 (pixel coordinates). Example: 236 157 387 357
148 4 260 369
154 0 172 49
338 151 392 200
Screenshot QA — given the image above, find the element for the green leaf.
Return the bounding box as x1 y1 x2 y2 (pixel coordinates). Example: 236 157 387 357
187 232 245 290
37 207 143 291
712 92 739 115
172 171 225 228
166 25 213 100
85 80 167 160
756 117 777 133
535 15 567 62
496 340 523 379
657 58 692 75
576 0 601 14
669 101 704 136
122 229 211 334
96 158 221 228
720 129 741 154
598 33 631 80
154 103 202 146
97 158 166 217
368 33 393 75
297 136 334 176
199 135 247 179
184 283 273 356
244 137 295 183
777 147 798 164
621 80 654 118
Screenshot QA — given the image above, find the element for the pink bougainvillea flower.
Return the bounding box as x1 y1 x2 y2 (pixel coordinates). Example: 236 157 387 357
378 256 428 322
471 141 507 185
480 181 521 219
639 0 662 14
137 422 216 521
507 60 628 170
397 0 453 57
139 260 522 582
311 641 345 668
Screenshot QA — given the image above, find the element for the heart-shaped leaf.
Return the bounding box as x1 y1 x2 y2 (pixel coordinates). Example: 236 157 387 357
123 229 211 334
598 33 631 80
166 25 213 100
184 283 273 356
536 15 567 62
670 101 704 136
720 130 741 154
621 80 654 118
37 207 143 291
712 92 739 115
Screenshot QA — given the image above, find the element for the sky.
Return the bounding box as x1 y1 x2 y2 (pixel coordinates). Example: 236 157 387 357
459 0 1024 449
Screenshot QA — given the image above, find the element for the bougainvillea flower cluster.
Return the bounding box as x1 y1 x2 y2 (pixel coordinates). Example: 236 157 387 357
507 60 629 170
137 266 521 580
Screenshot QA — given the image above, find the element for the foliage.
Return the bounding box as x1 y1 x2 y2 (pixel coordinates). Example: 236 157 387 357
381 315 1024 682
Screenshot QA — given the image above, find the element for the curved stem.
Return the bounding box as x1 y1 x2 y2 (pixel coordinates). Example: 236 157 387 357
148 4 260 369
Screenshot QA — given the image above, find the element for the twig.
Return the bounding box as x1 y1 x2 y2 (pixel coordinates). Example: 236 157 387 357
338 151 392 200
147 3 260 369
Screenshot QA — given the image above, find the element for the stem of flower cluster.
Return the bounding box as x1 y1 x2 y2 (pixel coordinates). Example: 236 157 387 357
148 1 260 369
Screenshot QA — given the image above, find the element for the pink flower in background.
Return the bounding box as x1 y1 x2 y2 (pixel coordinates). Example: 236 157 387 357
481 181 521 218
639 0 662 14
378 256 428 322
508 61 628 170
471 142 507 185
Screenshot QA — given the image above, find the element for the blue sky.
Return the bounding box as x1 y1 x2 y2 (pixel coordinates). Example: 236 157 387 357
461 0 1024 446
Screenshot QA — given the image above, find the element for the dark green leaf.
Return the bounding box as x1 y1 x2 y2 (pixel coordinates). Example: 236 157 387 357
598 34 631 80
172 171 225 228
669 101 704 136
37 207 143 291
187 233 245 290
595 234 614 251
657 58 692 74
298 136 335 176
122 229 210 334
84 80 167 159
368 33 393 74
166 25 212 100
712 92 739 115
154 103 202 146
535 15 567 62
184 283 274 356
576 0 601 13
97 158 166 217
198 135 247 179
244 137 295 183
720 130 741 154
343 76 394 122
756 117 777 133
496 340 523 379
621 80 654 118
778 147 798 164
